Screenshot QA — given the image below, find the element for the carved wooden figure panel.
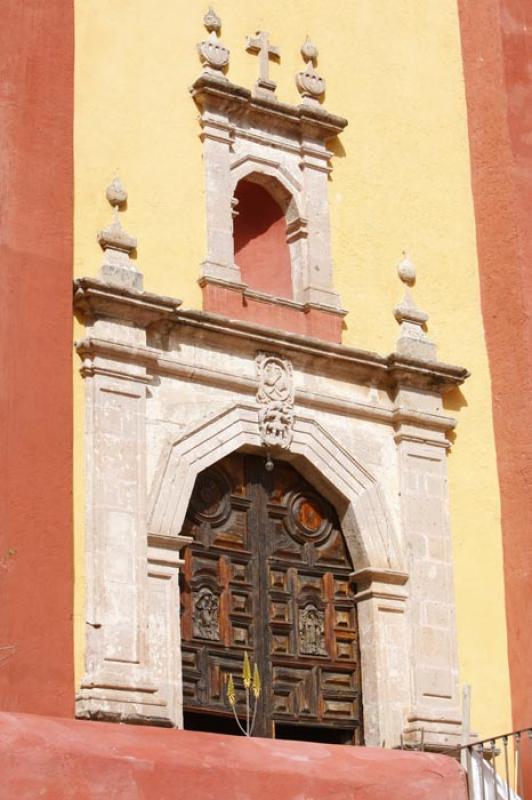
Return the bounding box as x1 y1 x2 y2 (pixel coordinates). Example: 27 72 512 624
180 453 362 742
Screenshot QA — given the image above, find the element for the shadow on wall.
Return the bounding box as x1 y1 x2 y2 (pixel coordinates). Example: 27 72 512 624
443 387 469 413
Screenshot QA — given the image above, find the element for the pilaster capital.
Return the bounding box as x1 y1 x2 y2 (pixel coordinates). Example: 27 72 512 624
352 568 409 605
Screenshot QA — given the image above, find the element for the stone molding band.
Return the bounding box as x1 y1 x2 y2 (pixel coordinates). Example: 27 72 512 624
74 278 469 395
77 334 457 437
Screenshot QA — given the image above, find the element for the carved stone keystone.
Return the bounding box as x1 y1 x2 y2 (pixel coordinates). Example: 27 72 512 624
256 351 294 449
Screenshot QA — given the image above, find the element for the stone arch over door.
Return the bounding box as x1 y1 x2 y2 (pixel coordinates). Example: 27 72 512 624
149 403 403 573
148 403 410 746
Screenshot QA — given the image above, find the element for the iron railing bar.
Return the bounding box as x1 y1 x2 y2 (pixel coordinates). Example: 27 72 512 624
466 746 475 800
491 739 499 800
503 735 511 800
514 732 521 800
478 743 487 800
458 728 532 750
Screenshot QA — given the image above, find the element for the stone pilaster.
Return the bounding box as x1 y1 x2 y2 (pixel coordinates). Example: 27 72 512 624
394 386 463 752
299 133 342 310
353 569 410 748
199 103 241 284
147 534 192 727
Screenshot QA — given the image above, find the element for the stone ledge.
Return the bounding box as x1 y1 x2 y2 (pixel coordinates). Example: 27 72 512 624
200 276 346 343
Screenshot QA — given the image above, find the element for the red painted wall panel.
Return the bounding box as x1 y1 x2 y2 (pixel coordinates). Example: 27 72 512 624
458 4 532 789
496 4 532 769
0 1 74 715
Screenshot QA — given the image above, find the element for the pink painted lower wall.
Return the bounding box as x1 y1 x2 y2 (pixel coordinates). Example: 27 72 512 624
0 712 467 800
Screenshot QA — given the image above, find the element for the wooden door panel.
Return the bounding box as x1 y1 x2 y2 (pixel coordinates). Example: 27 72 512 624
268 513 302 562
272 665 317 719
314 531 353 567
180 453 362 740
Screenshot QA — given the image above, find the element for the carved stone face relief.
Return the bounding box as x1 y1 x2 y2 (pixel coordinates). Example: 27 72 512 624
256 352 295 449
299 603 327 656
193 586 220 641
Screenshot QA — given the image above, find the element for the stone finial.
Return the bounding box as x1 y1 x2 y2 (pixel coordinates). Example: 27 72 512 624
393 254 436 361
296 36 326 105
97 177 143 291
397 251 416 286
197 8 229 78
300 35 318 64
106 175 128 209
203 6 221 33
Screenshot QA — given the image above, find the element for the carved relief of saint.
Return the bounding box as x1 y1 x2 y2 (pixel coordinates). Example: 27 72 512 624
193 586 220 640
299 603 327 656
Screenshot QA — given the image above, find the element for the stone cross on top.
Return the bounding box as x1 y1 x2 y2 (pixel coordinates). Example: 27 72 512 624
246 30 280 99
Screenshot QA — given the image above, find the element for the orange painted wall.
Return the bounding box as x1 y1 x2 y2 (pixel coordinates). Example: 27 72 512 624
0 1 74 715
458 0 532 756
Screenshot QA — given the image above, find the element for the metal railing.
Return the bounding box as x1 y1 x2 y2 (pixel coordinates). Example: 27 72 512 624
460 728 532 800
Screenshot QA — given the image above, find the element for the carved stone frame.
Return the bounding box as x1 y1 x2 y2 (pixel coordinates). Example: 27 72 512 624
75 278 468 752
191 73 347 312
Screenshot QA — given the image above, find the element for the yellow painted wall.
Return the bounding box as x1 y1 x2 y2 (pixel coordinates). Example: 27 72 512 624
74 0 512 740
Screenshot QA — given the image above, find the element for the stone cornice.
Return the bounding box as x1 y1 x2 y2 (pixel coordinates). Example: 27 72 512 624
190 73 348 141
74 277 182 327
73 277 470 395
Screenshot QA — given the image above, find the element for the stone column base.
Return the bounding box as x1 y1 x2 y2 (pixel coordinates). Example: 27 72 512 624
76 680 173 727
402 711 465 754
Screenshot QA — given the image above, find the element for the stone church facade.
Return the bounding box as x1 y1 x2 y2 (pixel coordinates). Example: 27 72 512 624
74 10 471 752
1 0 530 795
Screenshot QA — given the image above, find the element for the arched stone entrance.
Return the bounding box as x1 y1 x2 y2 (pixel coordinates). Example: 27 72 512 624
147 403 409 746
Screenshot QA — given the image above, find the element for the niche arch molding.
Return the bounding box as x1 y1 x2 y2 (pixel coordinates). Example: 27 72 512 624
191 73 348 339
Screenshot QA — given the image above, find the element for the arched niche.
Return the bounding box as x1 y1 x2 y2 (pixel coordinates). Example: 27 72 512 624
229 165 308 303
233 178 293 298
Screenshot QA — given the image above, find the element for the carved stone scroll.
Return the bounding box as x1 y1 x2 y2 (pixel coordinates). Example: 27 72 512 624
255 352 295 448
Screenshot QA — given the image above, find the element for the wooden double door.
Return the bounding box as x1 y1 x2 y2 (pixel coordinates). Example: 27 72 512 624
180 453 362 743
